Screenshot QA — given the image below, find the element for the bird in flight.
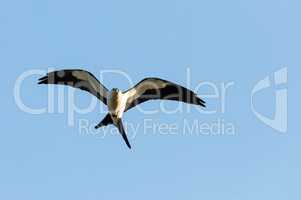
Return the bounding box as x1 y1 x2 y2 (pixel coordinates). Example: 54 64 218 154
38 69 205 149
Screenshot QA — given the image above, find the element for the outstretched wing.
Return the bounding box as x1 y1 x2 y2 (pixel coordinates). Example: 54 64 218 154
124 77 205 111
38 69 109 104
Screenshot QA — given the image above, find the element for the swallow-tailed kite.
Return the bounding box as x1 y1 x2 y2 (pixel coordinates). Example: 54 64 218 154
38 69 205 149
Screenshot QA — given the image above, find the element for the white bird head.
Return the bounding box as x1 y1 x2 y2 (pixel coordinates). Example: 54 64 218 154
111 88 120 93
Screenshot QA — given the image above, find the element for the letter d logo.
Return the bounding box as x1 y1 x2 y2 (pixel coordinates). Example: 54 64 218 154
251 67 288 133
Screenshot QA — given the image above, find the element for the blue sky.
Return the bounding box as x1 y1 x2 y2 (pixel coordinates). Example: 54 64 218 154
0 0 299 199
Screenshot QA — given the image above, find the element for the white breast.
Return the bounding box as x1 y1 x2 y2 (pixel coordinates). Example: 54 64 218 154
107 91 127 120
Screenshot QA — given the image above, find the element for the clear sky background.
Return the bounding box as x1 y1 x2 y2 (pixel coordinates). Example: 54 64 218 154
0 0 299 199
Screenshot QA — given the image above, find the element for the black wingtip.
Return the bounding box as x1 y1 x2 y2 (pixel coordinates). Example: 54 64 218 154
196 98 206 107
199 98 206 104
37 76 48 84
37 80 46 84
200 103 206 108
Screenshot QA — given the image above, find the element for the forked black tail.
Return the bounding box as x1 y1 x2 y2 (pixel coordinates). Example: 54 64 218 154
95 114 131 149
116 119 131 149
95 113 113 129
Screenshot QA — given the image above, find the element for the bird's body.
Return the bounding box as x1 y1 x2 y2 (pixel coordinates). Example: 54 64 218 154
38 69 205 149
107 89 126 124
